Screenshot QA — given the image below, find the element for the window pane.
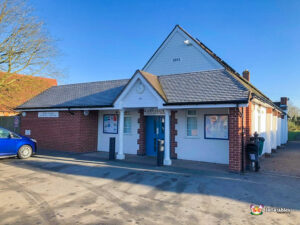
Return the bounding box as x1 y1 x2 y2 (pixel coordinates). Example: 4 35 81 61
0 128 10 138
187 117 197 136
124 117 131 134
187 110 197 116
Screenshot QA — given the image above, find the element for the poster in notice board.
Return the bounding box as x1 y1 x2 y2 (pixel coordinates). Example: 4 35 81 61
205 115 228 140
103 114 118 134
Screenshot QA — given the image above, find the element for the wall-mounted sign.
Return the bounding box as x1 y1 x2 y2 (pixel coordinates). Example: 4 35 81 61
38 112 59 118
204 115 228 140
103 114 118 134
144 108 165 116
25 130 31 136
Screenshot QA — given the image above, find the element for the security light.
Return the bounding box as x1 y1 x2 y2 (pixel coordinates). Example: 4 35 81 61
184 39 191 45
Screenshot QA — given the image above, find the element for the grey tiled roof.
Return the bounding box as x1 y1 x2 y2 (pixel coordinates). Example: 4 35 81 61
159 69 249 104
18 79 129 109
17 69 249 109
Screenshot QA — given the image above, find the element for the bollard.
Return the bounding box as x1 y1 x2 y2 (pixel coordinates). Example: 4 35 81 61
157 139 164 166
109 137 116 160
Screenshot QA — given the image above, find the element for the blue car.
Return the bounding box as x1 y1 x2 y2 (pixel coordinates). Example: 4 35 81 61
0 127 37 159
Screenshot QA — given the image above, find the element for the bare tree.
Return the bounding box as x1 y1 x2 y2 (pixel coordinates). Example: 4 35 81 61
0 0 62 110
288 101 300 118
0 0 60 88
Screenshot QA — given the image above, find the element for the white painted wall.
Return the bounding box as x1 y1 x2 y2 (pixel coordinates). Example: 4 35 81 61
252 102 287 152
271 114 277 149
175 108 229 164
97 110 139 155
266 112 272 154
143 27 223 75
114 73 165 109
284 114 288 143
253 104 269 154
281 117 284 145
277 117 281 147
120 79 163 108
281 114 288 145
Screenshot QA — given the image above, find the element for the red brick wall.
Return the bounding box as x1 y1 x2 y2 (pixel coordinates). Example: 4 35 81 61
245 102 252 143
137 109 146 155
170 111 178 159
229 107 243 172
78 111 99 152
20 111 98 152
266 107 272 114
244 102 253 170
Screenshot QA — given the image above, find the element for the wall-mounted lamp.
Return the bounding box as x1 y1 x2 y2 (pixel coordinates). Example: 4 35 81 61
184 39 192 46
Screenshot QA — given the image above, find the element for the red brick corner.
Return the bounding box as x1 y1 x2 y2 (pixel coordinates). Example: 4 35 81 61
137 109 146 155
170 110 178 159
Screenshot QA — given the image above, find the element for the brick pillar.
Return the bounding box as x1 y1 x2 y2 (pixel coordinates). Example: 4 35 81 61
245 102 252 142
229 107 243 172
170 110 178 159
244 103 252 169
137 109 146 155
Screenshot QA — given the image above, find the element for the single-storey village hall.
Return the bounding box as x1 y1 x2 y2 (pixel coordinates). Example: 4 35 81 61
17 25 288 172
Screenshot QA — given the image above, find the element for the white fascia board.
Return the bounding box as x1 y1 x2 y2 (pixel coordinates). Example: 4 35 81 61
16 107 116 112
17 103 249 112
16 108 69 112
160 103 248 110
251 98 280 111
71 107 115 111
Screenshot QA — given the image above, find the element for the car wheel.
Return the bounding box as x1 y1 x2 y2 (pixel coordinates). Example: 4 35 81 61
18 145 32 159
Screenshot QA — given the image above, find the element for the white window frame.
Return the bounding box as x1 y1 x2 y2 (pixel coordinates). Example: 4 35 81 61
124 116 132 135
186 109 199 138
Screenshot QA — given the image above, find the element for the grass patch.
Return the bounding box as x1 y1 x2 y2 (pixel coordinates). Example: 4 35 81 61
288 131 300 141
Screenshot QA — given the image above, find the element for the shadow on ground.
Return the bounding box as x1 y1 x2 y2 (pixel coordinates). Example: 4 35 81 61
2 141 300 211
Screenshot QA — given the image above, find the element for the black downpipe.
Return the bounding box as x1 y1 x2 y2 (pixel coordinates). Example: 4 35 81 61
68 108 75 115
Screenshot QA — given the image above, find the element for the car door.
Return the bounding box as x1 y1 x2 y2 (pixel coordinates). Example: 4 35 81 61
0 128 16 156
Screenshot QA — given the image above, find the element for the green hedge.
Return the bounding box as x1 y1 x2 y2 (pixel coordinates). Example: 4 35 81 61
288 131 300 141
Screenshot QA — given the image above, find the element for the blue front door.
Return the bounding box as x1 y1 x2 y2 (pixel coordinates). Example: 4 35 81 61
146 116 165 156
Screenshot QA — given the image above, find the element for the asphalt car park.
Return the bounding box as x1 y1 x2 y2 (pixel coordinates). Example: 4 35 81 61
0 142 299 225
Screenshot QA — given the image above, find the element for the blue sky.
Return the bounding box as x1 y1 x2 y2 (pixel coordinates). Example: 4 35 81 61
30 0 300 107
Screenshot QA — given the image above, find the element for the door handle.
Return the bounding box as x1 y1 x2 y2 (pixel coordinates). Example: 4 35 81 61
154 138 157 152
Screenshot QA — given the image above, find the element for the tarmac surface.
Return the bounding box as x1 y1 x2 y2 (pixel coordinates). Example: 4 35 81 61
0 142 299 225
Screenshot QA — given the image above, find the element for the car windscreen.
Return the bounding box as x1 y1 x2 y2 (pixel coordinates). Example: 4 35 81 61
0 128 10 138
